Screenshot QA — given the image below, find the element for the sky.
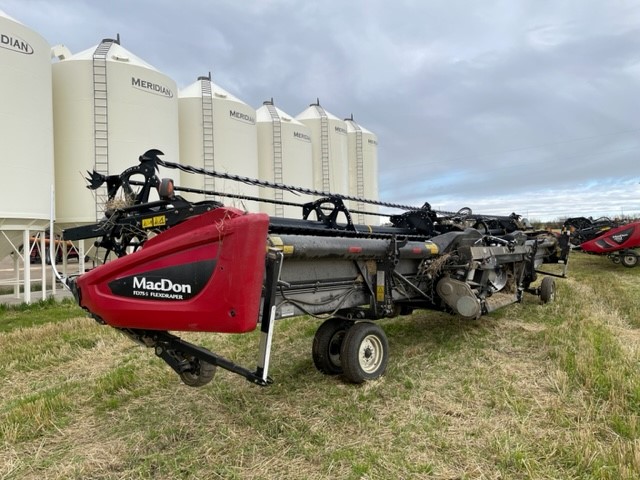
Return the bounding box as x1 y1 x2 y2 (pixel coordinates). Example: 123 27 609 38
2 0 639 221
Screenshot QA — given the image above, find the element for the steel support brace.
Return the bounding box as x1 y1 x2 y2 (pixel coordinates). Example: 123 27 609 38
535 269 568 279
154 249 283 386
157 333 268 385
255 249 284 383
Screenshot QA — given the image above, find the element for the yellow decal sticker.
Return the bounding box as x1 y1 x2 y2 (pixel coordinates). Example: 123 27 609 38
267 237 294 254
142 215 166 229
425 242 439 255
376 271 385 302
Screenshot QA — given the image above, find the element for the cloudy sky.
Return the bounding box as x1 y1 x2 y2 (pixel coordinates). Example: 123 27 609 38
3 0 639 221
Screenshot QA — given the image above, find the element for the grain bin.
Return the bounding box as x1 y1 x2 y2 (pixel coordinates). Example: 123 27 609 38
345 116 379 225
295 101 349 196
256 100 313 218
52 37 179 228
178 74 259 211
0 10 54 260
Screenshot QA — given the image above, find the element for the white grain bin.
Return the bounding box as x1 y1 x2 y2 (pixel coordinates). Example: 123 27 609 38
345 116 379 225
295 101 349 196
178 75 259 211
256 100 313 218
0 10 54 260
52 37 179 228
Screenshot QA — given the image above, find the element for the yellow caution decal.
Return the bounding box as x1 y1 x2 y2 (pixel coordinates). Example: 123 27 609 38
376 271 385 302
425 242 439 255
141 215 166 229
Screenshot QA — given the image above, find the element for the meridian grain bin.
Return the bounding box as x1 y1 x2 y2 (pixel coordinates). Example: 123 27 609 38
0 10 54 261
178 74 259 211
52 37 179 228
295 101 349 196
345 115 379 225
256 100 313 218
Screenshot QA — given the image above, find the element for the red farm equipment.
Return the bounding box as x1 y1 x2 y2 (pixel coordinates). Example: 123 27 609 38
564 216 640 268
58 150 569 386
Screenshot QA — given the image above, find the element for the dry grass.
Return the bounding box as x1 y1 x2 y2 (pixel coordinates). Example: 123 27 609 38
1 252 640 479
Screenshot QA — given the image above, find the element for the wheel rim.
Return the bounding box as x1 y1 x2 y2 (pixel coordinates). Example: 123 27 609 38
358 334 384 373
181 358 202 383
623 255 637 265
178 355 216 386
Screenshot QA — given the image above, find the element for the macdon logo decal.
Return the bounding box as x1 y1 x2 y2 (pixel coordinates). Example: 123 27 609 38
108 259 216 301
0 33 34 54
132 277 191 299
612 233 630 243
131 77 174 98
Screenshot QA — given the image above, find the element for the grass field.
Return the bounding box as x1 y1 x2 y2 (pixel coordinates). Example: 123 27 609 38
1 252 639 479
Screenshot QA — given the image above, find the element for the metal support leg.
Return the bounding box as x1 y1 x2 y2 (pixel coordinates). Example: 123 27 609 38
147 250 285 387
255 249 284 383
23 229 31 304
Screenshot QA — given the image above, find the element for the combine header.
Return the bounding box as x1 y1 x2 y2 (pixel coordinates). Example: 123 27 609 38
564 216 640 267
60 150 569 386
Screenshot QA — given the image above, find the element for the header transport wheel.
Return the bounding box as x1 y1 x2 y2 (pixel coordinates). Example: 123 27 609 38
179 355 217 387
540 277 556 304
340 322 389 384
621 251 639 268
312 318 354 375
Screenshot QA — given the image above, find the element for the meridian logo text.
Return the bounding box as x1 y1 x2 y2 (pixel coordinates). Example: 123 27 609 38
0 33 34 54
229 110 255 124
294 131 311 142
131 77 174 98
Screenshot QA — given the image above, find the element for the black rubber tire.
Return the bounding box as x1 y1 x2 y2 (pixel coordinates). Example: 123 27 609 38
473 221 489 234
611 255 621 264
621 252 638 268
312 318 353 375
179 356 217 387
159 178 175 199
540 277 556 304
340 322 389 384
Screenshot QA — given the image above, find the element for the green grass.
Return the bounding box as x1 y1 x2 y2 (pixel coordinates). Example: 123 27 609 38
1 252 640 479
0 297 83 333
1 386 74 443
